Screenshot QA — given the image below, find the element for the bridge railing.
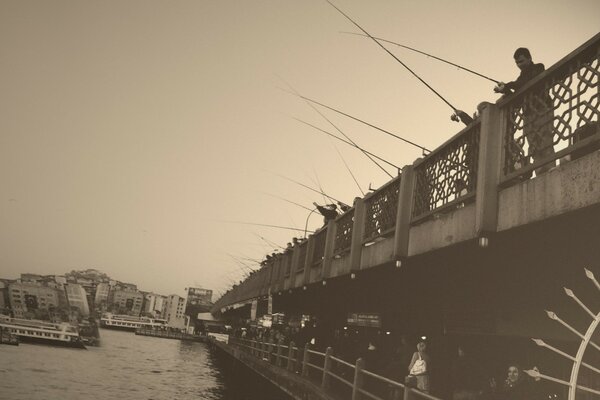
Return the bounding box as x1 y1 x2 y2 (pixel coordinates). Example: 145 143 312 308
412 122 481 223
499 33 600 184
227 336 442 400
363 176 401 242
334 209 354 255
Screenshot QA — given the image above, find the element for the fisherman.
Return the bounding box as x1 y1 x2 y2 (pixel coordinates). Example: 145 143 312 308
494 47 555 175
313 202 339 226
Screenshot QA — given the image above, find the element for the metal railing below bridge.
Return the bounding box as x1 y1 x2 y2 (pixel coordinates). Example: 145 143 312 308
227 336 443 400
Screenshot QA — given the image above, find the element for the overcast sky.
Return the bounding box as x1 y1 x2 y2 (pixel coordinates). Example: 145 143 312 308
1 0 598 298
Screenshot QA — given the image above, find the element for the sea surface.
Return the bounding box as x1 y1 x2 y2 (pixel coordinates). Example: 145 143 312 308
0 328 290 400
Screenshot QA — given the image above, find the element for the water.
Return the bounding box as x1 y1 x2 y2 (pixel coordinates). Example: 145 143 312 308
0 329 290 400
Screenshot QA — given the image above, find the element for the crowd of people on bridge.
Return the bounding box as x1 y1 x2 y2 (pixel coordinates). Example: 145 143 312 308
230 320 559 400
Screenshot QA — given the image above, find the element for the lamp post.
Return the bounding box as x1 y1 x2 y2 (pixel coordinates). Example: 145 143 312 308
304 208 318 238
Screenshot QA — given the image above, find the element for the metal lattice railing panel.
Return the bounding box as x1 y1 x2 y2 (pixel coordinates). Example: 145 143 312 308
363 178 400 241
311 228 327 265
413 124 480 219
334 210 354 254
502 40 600 178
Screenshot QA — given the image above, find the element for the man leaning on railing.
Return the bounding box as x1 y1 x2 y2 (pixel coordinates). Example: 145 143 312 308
495 47 556 176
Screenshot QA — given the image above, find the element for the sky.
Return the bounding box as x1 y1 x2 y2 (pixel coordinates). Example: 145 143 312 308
1 0 599 299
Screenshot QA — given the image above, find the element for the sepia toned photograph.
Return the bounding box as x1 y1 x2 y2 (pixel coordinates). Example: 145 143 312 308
1 1 599 399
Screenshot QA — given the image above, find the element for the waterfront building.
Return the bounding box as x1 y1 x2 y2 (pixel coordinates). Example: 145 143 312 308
111 289 144 316
164 294 186 329
94 282 111 309
0 281 8 313
8 282 62 319
143 293 166 318
65 284 90 317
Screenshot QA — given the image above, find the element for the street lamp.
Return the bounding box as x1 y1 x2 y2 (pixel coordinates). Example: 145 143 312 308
304 207 318 238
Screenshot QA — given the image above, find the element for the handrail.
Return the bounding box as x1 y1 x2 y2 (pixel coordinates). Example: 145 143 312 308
306 348 326 356
357 387 384 400
361 368 405 388
330 354 355 368
224 336 444 400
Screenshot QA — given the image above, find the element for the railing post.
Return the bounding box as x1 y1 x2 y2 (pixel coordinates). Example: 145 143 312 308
321 347 333 388
322 221 337 279
403 384 413 400
302 343 310 377
394 165 415 260
351 358 365 400
475 103 502 238
287 341 295 371
268 338 274 363
349 198 367 271
276 339 283 367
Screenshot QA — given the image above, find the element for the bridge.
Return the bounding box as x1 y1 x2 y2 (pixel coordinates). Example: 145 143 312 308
211 32 600 398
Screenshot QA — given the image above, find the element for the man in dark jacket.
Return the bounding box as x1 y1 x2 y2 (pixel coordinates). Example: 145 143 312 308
495 48 555 175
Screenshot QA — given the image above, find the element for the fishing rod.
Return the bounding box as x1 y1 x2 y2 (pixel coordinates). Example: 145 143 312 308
280 87 431 154
262 192 313 212
253 233 287 250
334 145 365 196
308 168 330 204
292 116 400 170
274 172 345 205
341 32 500 84
325 0 460 114
279 77 394 178
221 219 313 233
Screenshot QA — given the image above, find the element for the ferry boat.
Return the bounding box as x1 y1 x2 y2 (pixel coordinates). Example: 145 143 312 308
100 313 167 331
0 315 85 349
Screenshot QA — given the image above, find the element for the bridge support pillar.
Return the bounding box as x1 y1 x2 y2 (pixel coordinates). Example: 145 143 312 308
475 103 503 239
394 165 415 261
349 199 366 271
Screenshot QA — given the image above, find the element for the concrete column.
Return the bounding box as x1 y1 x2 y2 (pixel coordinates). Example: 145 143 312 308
349 199 367 271
321 220 337 279
393 165 415 260
289 244 301 288
475 103 503 237
302 235 315 285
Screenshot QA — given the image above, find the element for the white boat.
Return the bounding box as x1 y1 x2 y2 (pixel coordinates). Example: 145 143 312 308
100 313 167 331
0 315 85 349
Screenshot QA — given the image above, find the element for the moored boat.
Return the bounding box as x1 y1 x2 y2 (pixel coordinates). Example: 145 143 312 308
0 315 86 349
100 313 167 332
